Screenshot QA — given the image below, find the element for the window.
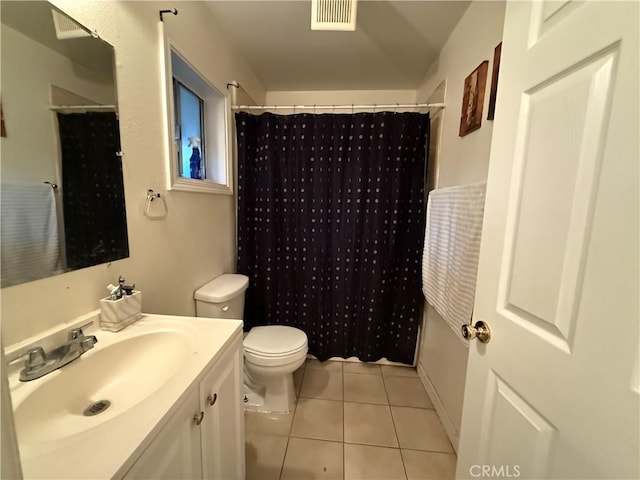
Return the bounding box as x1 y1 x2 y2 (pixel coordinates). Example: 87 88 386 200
173 80 205 180
161 36 232 194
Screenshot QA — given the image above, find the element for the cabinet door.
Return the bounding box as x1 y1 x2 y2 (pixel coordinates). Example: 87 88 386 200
200 342 245 480
124 388 203 480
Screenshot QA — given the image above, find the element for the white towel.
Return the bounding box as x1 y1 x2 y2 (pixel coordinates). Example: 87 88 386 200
1 182 62 286
422 182 486 345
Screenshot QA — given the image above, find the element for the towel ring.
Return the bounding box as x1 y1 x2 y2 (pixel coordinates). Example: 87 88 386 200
144 189 168 220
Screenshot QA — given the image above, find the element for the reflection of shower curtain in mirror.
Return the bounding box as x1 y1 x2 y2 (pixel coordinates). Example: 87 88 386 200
56 112 129 269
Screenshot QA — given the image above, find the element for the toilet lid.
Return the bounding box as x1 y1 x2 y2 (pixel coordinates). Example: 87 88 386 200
244 326 308 356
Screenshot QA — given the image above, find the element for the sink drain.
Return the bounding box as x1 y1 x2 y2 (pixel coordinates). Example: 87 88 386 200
83 400 111 416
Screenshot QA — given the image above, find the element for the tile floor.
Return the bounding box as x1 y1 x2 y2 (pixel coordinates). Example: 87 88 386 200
245 359 456 480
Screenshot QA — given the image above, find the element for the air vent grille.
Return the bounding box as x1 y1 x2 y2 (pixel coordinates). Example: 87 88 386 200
51 9 90 40
311 0 357 31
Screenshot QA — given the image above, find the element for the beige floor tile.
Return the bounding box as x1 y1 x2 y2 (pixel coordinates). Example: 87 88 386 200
291 398 343 441
344 402 398 447
344 373 388 404
294 365 305 397
245 410 295 437
300 369 344 401
391 407 453 453
281 438 344 480
306 358 343 372
343 362 382 375
245 432 288 480
401 450 457 480
344 444 406 480
384 376 433 409
381 365 419 378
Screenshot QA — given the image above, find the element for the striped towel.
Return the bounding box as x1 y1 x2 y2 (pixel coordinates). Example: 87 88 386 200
1 182 62 286
422 182 487 344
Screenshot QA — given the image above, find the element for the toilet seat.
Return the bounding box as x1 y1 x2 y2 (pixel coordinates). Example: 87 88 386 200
244 325 308 367
244 325 307 355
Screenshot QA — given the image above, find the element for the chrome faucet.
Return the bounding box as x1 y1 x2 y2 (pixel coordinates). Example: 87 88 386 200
19 326 98 382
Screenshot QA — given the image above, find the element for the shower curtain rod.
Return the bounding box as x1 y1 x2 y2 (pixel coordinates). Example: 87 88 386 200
49 105 116 113
232 102 445 112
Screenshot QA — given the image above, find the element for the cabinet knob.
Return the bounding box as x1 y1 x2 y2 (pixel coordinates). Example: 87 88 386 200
207 393 218 406
193 411 204 426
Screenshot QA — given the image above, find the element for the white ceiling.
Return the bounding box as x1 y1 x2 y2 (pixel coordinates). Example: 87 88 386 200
205 1 470 91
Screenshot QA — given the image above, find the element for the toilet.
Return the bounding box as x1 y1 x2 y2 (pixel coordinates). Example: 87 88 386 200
194 274 308 413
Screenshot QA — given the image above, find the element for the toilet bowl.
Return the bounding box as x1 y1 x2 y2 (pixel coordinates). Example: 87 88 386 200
194 274 308 413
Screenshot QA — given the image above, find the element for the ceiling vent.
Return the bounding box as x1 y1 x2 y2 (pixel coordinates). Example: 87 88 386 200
311 0 358 31
51 9 90 40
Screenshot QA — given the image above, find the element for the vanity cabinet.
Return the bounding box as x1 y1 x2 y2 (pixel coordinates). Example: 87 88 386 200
124 335 244 480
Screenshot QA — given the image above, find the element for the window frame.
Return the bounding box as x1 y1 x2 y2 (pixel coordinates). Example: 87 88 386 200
160 33 233 195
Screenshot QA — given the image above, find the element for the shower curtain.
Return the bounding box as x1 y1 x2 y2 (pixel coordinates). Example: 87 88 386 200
236 111 429 364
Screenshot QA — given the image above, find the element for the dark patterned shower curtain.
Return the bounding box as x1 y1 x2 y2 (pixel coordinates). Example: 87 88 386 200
236 111 429 364
57 112 128 269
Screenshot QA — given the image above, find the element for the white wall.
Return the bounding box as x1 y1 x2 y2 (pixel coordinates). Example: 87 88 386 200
416 1 505 188
414 0 506 451
0 1 266 346
1 26 115 184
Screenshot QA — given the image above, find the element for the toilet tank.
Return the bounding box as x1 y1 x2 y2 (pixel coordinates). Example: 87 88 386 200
194 274 249 320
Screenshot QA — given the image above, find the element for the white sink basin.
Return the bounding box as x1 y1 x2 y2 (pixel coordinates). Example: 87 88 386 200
13 330 196 445
8 314 243 479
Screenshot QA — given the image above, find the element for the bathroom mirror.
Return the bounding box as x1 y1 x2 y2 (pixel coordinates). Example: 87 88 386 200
0 1 129 288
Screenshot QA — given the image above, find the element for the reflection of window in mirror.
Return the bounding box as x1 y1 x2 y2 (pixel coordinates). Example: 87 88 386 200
162 40 232 195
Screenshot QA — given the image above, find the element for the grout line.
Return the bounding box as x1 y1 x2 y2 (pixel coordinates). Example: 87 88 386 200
342 398 389 406
279 364 306 480
399 448 409 479
400 446 458 456
381 373 409 479
342 365 346 478
381 368 391 405
278 435 290 480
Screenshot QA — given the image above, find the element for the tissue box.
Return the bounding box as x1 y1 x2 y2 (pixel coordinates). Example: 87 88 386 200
99 291 142 331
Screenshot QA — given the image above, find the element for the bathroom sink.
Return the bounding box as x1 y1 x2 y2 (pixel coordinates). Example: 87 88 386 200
12 329 197 447
8 314 243 478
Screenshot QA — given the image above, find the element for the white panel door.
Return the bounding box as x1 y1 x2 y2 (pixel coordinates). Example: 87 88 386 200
457 1 639 479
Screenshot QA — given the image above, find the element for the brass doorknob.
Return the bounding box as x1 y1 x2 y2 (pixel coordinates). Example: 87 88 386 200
461 320 491 343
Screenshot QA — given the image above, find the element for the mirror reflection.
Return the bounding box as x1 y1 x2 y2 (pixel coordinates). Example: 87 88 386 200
0 1 129 288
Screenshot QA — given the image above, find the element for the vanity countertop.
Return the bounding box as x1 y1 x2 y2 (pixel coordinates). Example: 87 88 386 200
8 314 243 479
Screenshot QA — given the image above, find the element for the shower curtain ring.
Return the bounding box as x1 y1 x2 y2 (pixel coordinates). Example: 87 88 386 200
373 103 377 113
395 103 399 114
351 103 354 114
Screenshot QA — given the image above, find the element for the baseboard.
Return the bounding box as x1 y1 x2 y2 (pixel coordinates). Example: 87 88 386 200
417 362 460 453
